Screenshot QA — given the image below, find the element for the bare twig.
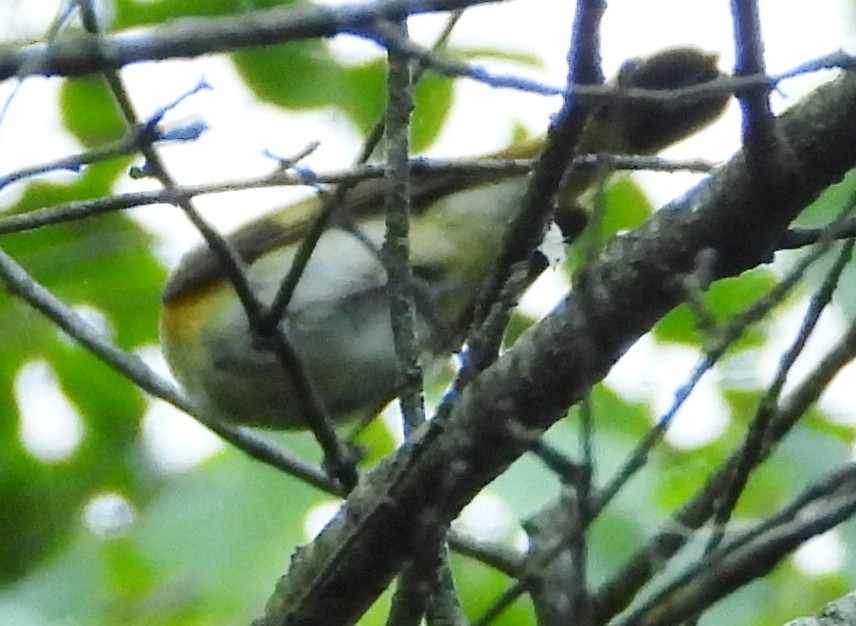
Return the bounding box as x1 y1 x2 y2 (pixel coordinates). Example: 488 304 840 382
382 20 424 435
0 153 714 236
707 237 854 549
593 296 856 624
470 3 607 624
78 0 357 488
0 0 76 125
610 464 856 626
0 246 339 492
731 0 777 155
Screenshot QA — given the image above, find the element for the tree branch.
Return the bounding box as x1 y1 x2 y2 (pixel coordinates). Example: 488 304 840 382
0 0 499 81
611 463 856 626
250 64 856 626
0 245 338 493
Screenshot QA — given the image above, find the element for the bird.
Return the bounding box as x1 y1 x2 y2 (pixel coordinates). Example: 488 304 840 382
159 47 729 429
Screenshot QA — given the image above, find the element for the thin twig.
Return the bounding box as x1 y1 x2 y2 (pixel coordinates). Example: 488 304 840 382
77 0 357 488
0 245 339 493
609 464 856 626
471 2 607 623
593 293 856 624
0 153 713 236
730 0 777 162
382 20 425 435
0 0 76 126
706 238 854 551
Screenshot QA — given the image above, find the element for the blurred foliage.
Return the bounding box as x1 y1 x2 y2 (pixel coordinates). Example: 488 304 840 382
0 2 855 626
654 267 779 349
0 158 163 584
791 171 856 314
565 175 656 270
59 77 127 148
111 0 297 29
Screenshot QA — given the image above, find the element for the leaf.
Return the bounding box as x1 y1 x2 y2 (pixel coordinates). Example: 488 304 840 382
112 0 292 30
504 310 537 347
233 40 351 111
59 77 126 148
340 58 387 134
236 42 456 151
353 414 398 466
654 267 779 348
342 60 455 152
451 553 536 625
0 161 166 583
565 177 655 269
455 47 545 70
411 72 454 152
599 177 655 236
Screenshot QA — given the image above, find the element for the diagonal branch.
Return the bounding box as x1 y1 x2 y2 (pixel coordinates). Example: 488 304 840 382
0 245 338 493
610 463 856 626
250 66 856 626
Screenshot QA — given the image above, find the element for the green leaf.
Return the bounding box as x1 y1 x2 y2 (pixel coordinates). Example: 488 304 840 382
455 47 545 70
353 415 398 466
2 161 163 347
59 77 126 148
504 310 537 347
654 267 779 348
599 177 655 236
235 42 456 151
411 73 454 152
341 59 387 134
793 168 856 228
451 553 536 625
752 564 850 626
112 0 296 30
566 177 655 269
781 170 856 317
341 61 455 152
0 161 166 583
233 41 350 111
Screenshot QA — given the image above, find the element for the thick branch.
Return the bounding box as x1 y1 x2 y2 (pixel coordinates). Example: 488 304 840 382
252 71 856 626
0 0 498 81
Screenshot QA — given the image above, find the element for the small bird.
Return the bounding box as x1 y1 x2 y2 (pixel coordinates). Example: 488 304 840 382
160 47 729 429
